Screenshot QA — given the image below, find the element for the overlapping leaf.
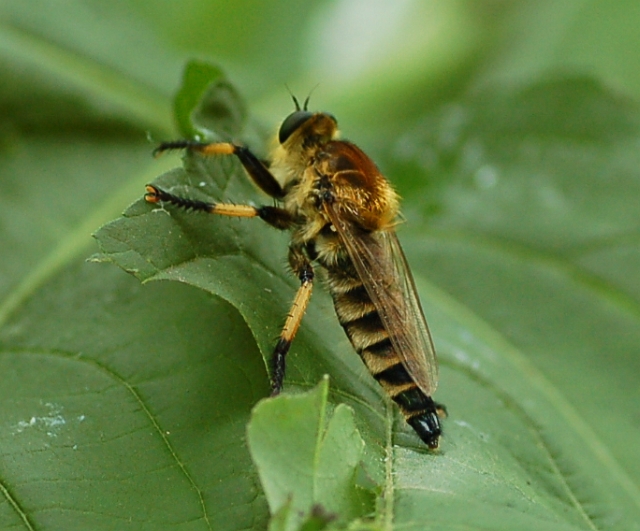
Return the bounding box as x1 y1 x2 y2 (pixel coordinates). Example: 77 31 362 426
2 2 640 529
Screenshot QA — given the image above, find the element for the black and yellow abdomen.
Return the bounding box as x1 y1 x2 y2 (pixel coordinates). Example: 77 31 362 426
313 232 442 448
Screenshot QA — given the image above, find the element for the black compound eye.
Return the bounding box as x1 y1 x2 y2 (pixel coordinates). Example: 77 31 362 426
279 111 313 144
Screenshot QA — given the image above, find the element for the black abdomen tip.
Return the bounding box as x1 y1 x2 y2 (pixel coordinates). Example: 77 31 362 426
394 389 442 449
407 411 441 449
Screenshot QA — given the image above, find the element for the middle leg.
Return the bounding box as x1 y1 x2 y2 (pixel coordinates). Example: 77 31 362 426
270 246 314 395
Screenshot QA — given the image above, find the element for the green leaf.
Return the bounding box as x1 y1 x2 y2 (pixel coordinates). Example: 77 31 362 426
0 6 269 530
0 263 269 530
0 1 177 132
388 76 640 472
5 2 640 529
268 502 343 531
247 378 374 531
95 73 640 530
173 61 246 140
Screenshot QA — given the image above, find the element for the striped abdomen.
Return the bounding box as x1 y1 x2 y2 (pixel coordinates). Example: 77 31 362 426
319 250 442 449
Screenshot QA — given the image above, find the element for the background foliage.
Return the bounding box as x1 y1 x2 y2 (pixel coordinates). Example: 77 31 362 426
1 1 640 530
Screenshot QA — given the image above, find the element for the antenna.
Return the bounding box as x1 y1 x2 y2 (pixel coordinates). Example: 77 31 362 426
285 84 319 111
303 84 320 110
285 84 301 111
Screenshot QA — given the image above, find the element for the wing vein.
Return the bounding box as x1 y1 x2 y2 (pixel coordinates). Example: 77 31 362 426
323 203 438 395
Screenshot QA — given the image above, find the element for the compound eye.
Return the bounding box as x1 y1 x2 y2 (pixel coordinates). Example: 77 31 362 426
279 111 313 144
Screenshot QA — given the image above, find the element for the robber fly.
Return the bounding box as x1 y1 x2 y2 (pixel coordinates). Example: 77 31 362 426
145 96 446 449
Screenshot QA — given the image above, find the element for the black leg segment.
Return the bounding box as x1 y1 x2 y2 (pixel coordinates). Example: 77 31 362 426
154 140 285 199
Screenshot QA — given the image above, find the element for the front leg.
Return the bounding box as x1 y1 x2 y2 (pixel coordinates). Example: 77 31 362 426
154 140 285 199
270 245 314 395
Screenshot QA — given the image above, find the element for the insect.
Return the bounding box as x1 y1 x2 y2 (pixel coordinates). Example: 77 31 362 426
145 96 446 449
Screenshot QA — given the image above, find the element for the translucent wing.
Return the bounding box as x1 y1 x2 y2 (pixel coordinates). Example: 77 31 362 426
324 204 439 395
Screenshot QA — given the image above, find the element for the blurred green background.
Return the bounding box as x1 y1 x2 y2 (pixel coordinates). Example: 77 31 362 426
2 1 640 530
5 0 640 139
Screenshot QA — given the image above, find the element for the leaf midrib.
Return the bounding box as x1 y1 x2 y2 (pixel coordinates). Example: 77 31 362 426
0 155 179 329
0 21 173 133
0 346 213 530
0 21 181 327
